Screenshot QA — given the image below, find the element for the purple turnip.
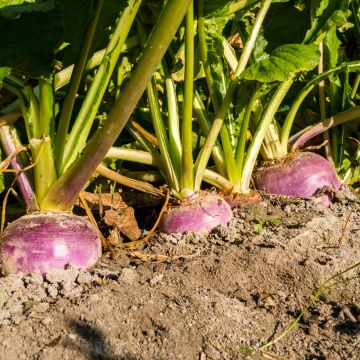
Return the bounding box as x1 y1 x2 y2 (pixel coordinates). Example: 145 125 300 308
253 152 340 205
0 0 192 275
1 212 101 275
159 193 233 234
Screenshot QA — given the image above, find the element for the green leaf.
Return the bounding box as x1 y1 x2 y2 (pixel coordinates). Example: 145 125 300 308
241 43 320 83
262 1 307 52
0 67 11 86
57 0 95 67
203 3 232 100
0 0 55 17
304 0 352 44
0 6 62 77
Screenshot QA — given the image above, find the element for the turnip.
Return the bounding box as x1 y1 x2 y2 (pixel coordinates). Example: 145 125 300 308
159 193 233 234
193 1 360 206
105 1 239 235
1 213 100 275
0 0 192 274
253 152 340 204
114 0 274 229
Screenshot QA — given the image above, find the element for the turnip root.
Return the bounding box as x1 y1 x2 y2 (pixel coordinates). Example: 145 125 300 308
254 152 340 205
1 212 101 275
159 193 233 234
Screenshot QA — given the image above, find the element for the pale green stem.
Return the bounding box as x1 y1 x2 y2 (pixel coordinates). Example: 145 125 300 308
54 36 139 91
181 2 195 192
194 0 272 189
147 79 179 191
54 0 104 168
106 147 232 191
241 78 293 192
30 137 57 204
197 0 238 184
39 79 55 137
60 0 142 174
165 75 182 177
228 0 261 15
235 84 258 173
318 41 334 166
280 61 360 152
351 73 360 99
193 92 226 176
40 0 193 211
106 147 158 166
222 38 238 72
3 77 40 139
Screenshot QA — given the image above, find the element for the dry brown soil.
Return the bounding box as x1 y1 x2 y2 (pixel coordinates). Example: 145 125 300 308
0 192 359 360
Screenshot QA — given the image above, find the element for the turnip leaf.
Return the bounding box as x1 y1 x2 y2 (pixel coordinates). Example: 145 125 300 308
0 67 11 86
0 7 62 77
304 0 351 44
241 43 320 82
0 0 55 17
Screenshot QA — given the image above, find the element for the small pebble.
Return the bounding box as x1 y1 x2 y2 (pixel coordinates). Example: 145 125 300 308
119 268 137 285
41 317 52 326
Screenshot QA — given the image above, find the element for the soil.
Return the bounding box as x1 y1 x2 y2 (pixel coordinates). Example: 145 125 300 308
0 189 359 360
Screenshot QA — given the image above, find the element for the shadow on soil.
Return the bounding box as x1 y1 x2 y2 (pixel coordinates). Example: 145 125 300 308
66 319 139 360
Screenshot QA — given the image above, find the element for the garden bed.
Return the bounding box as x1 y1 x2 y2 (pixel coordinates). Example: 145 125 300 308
0 192 359 360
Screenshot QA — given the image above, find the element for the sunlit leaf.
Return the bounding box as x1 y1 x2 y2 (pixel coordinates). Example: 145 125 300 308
241 43 320 82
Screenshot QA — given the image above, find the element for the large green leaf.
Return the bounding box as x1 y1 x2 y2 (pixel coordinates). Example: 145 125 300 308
241 43 320 83
0 5 62 77
262 1 307 52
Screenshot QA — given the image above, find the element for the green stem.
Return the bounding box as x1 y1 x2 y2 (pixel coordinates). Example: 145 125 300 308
40 0 192 211
194 0 272 189
280 61 360 152
196 0 238 188
106 147 232 191
198 0 238 185
54 36 139 91
203 168 233 191
106 147 158 166
30 137 57 204
228 0 262 15
351 73 360 99
60 0 142 174
197 0 220 109
235 84 258 173
318 41 334 165
54 0 104 170
193 91 226 176
147 78 179 191
241 78 293 192
181 2 195 192
39 79 55 138
164 73 182 177
3 76 40 139
222 37 238 72
34 79 57 205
